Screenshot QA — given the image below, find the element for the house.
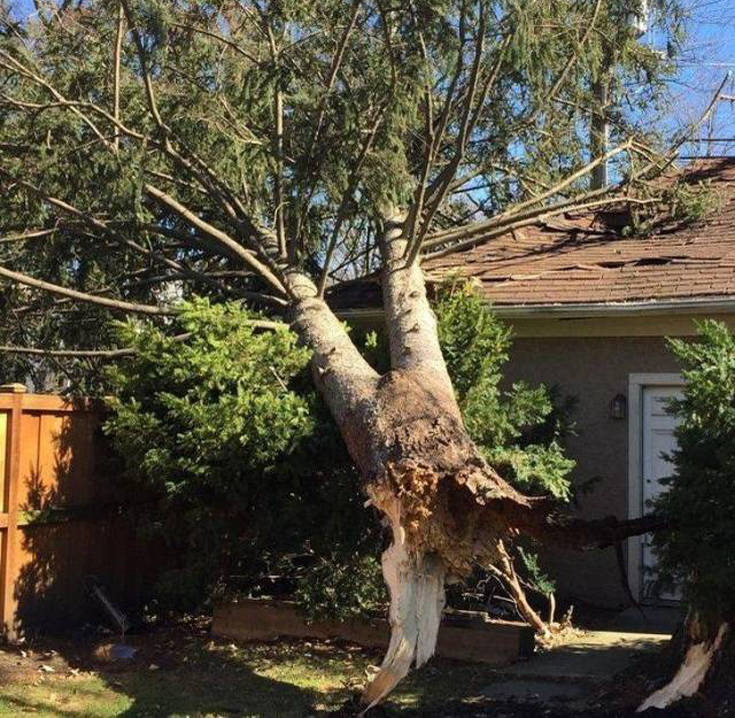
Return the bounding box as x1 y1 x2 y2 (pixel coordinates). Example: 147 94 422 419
333 157 735 609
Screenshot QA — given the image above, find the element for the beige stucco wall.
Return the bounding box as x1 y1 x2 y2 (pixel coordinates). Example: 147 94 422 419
501 317 717 608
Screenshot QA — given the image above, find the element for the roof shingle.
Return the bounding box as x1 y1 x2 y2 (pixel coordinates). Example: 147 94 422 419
422 158 735 307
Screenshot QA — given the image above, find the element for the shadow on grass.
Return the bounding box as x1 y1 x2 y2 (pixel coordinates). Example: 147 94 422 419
108 650 321 717
1 620 525 717
1 628 355 717
4 627 699 718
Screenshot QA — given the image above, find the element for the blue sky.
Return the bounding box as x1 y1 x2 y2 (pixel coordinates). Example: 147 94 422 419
650 0 735 155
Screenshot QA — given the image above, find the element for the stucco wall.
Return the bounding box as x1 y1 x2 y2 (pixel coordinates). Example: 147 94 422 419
503 333 682 608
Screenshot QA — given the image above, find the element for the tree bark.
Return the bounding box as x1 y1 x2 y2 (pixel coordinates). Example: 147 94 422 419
286 216 666 709
638 611 731 712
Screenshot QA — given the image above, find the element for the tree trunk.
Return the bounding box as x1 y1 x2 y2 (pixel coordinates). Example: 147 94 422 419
285 215 665 709
637 611 731 713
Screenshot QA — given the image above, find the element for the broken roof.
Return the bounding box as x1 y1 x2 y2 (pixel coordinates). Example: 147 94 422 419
422 158 735 310
329 158 735 315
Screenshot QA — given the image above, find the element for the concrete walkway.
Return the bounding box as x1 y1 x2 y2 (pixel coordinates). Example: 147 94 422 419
477 609 679 707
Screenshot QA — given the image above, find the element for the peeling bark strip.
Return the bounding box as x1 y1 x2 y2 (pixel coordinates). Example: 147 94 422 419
638 621 730 712
360 493 446 712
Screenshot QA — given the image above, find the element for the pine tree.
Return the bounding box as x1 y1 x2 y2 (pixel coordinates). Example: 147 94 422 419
0 0 699 705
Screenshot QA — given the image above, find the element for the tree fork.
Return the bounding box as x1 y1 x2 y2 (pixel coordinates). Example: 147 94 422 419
285 213 673 709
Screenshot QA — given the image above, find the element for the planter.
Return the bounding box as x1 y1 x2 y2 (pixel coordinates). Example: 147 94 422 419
212 598 534 665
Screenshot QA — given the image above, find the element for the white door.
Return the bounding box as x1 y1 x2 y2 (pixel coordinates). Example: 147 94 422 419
640 386 682 602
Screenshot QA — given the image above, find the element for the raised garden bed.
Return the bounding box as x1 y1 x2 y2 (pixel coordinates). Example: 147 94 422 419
212 598 534 666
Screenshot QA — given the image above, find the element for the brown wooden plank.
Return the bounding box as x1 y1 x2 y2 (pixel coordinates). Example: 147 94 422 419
0 391 24 639
212 600 535 666
15 411 41 513
20 395 97 413
0 413 7 513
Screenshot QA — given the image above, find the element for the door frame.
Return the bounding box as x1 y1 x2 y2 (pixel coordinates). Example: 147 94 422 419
627 372 684 602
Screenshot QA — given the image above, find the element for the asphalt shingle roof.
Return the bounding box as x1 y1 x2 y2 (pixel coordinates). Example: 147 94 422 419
422 158 735 307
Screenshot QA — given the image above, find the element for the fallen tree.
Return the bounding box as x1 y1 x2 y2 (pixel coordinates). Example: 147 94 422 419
0 0 715 709
99 283 578 628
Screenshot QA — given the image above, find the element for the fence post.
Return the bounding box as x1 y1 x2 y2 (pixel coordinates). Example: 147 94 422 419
0 383 26 640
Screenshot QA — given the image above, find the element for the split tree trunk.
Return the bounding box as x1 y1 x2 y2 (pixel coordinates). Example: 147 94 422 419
288 212 528 706
285 214 664 710
637 612 731 713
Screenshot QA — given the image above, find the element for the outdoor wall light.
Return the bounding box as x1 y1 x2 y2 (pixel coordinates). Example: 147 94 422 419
610 393 627 420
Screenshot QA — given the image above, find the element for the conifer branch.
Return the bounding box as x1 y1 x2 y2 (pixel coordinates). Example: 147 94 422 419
0 264 176 316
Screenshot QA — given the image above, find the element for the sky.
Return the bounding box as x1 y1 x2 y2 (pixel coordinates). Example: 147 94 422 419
648 0 735 156
7 0 735 158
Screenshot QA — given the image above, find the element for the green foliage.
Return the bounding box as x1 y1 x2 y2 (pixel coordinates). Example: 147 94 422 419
668 180 723 225
435 280 574 614
103 286 574 619
294 554 386 623
106 299 314 486
104 298 381 615
654 321 735 617
436 281 575 501
0 0 688 388
623 178 723 237
517 546 556 597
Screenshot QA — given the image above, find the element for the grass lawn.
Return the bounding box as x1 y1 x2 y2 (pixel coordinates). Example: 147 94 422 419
1 619 682 717
0 620 496 717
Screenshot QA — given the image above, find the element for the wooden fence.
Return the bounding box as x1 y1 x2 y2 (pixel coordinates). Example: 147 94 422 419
0 384 159 639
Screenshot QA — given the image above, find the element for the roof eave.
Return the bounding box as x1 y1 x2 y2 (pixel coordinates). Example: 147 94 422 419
337 296 735 322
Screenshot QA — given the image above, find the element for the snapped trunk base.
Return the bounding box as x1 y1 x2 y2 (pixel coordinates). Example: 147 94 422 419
637 612 732 713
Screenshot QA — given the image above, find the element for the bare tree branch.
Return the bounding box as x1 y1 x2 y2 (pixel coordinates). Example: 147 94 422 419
143 183 288 296
113 1 124 152
0 264 176 315
317 110 385 297
0 316 286 359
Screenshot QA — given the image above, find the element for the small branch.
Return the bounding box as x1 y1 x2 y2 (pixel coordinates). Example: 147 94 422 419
294 0 363 244
547 0 603 106
0 50 114 151
317 110 384 296
0 345 136 358
0 320 285 360
120 0 166 131
406 22 511 265
143 184 288 296
423 140 635 252
0 228 57 243
274 82 286 258
0 264 175 315
170 22 260 64
494 540 551 638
